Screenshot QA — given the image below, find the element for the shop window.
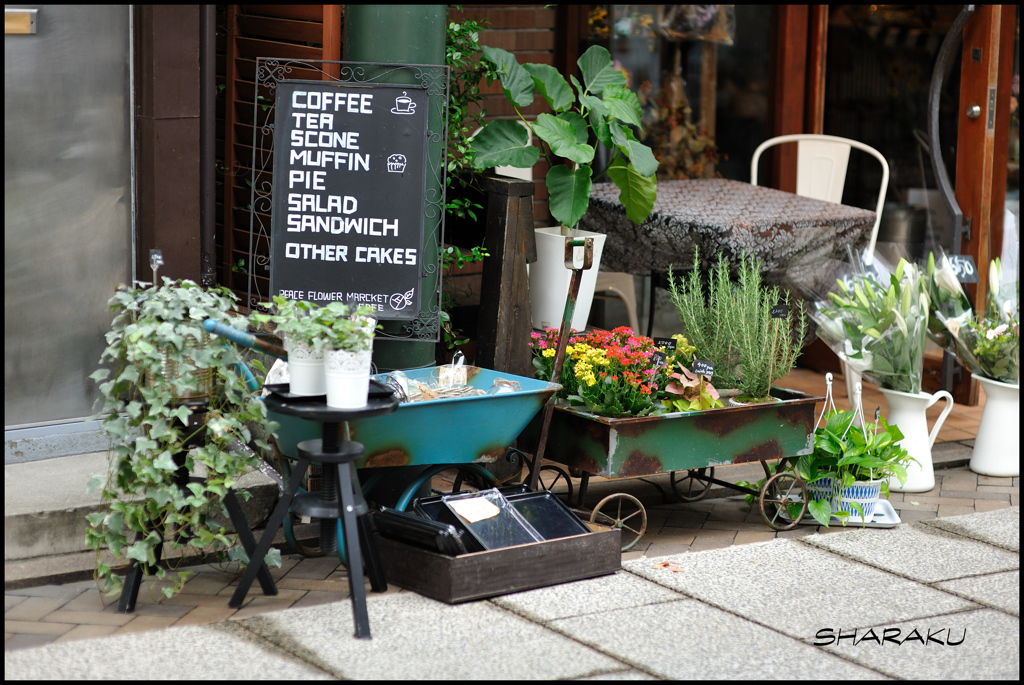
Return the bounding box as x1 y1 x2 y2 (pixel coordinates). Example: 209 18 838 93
586 4 771 182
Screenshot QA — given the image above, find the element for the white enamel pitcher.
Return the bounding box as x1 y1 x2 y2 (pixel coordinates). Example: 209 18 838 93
878 387 954 493
970 375 1019 477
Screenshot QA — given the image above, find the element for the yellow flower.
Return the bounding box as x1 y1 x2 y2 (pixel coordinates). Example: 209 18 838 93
542 348 556 358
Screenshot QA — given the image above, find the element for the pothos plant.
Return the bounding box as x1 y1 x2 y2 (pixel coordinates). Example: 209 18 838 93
252 295 335 352
470 44 659 233
86 278 279 598
321 302 380 353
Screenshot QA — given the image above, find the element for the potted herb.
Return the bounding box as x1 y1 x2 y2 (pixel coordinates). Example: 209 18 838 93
732 252 807 404
796 407 916 527
470 44 659 330
322 302 379 409
666 247 740 389
86 278 279 598
252 296 333 396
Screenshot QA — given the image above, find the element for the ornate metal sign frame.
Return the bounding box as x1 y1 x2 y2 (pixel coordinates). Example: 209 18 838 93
248 58 449 343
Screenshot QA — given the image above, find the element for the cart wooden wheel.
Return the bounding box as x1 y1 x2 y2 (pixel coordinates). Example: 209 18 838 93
525 463 574 505
758 472 808 531
589 493 648 551
670 468 715 502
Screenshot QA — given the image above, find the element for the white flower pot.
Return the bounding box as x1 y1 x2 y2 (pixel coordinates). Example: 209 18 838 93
970 374 1019 477
878 387 954 493
808 477 884 519
284 338 326 396
530 227 606 331
325 348 373 409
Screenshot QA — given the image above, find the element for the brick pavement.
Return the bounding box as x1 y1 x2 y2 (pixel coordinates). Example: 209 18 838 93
6 368 1015 652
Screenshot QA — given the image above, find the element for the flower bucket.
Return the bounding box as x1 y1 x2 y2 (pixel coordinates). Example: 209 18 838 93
530 227 606 331
145 331 214 400
284 338 325 396
325 348 372 409
809 477 884 519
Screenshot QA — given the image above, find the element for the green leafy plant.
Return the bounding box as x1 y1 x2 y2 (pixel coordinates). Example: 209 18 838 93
818 258 930 394
733 253 807 402
470 44 659 232
795 408 916 527
666 247 739 388
250 296 334 352
321 302 379 353
86 278 279 597
438 243 490 355
662 365 723 412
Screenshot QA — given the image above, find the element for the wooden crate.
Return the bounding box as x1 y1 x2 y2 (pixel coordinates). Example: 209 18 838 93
375 528 621 604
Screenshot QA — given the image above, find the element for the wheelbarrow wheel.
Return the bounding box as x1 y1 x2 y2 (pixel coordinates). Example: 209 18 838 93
758 472 808 531
589 493 647 552
670 468 715 502
528 464 574 505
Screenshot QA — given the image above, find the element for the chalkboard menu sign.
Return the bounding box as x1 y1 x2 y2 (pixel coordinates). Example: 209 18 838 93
269 80 429 320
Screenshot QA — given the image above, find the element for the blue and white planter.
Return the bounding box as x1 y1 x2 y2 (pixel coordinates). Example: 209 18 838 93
807 477 884 520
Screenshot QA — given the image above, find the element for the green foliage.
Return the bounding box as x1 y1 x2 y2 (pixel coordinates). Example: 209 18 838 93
795 408 917 527
86 279 280 597
439 243 490 353
470 45 658 230
732 253 807 401
666 247 739 388
821 258 930 394
250 296 333 352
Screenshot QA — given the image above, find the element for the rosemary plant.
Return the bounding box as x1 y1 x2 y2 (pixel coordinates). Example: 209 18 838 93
666 247 739 388
733 253 807 401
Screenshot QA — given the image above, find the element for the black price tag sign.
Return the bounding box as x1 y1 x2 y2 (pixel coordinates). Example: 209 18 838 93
770 303 790 319
692 359 714 377
653 337 677 350
947 255 980 284
652 351 668 367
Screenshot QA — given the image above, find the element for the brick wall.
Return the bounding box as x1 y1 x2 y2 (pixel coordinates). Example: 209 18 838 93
450 4 559 226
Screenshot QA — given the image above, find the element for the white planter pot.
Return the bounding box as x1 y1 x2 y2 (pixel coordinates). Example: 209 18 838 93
530 227 606 331
325 348 373 409
808 477 884 519
878 387 954 493
970 374 1019 477
284 338 326 396
836 352 864 409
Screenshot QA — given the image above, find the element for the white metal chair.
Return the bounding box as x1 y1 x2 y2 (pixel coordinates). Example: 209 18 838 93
750 133 890 264
751 133 889 403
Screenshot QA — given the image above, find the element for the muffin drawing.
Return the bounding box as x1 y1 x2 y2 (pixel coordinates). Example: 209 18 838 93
387 154 407 173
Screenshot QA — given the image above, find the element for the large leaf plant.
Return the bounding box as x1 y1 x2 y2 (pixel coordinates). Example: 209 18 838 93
86 278 279 598
470 45 659 231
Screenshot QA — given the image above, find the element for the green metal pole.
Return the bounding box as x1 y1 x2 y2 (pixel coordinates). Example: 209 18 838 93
346 5 447 373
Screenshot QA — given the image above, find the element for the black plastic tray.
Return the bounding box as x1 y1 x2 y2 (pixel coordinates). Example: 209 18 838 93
436 489 542 551
413 484 530 522
506 491 590 540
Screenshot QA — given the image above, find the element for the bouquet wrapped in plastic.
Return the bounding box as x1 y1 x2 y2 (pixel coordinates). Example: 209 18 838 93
798 248 930 395
933 257 1019 385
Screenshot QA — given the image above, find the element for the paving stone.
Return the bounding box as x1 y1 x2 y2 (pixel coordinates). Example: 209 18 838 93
109 601 193 618
53 624 120 643
3 597 70 622
975 485 1018 494
572 668 658 680
112 616 180 635
282 556 342 580
4 596 26 611
4 620 75 636
733 531 776 545
894 509 937 523
662 511 708 528
183 572 235 595
701 520 771 532
491 570 682 622
973 500 1012 512
802 522 1019 583
817 608 1018 680
237 592 623 680
942 489 1011 501
173 606 238 626
923 507 1020 552
690 534 736 551
641 540 693 557
623 540 973 639
289 591 350 609
934 570 1019 616
4 586 85 600
550 599 884 680
60 588 114 613
230 598 299 620
42 610 134 627
938 504 977 518
3 633 60 651
2 621 333 679
275 577 352 593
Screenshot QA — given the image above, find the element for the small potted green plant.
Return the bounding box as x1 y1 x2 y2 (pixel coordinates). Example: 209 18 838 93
322 302 379 409
795 407 917 527
252 296 333 396
731 252 807 404
86 278 279 598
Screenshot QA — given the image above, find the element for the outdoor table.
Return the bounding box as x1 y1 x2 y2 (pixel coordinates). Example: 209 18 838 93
580 178 876 336
581 178 876 274
229 389 399 639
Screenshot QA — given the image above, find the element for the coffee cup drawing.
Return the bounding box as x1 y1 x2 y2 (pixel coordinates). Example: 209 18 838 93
391 92 416 115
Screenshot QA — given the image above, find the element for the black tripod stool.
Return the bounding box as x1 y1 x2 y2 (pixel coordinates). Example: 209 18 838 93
117 398 277 613
229 389 399 638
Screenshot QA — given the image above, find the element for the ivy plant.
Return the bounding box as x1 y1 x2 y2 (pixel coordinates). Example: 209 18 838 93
470 44 658 231
86 278 279 598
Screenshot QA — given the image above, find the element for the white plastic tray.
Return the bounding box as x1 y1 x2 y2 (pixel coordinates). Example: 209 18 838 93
781 497 902 528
